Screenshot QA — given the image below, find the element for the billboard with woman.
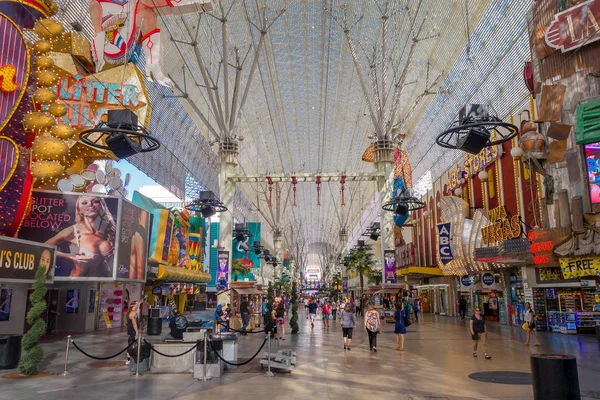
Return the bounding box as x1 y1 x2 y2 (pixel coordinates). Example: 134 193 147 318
115 200 150 281
19 191 119 279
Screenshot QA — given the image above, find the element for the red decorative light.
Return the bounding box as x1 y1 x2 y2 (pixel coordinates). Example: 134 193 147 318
291 176 297 206
340 175 346 206
315 175 321 206
266 176 273 207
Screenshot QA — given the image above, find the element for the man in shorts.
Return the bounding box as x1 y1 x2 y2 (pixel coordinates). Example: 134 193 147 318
307 299 318 328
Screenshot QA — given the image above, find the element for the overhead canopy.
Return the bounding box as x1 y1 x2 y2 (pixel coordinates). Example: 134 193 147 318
232 288 266 296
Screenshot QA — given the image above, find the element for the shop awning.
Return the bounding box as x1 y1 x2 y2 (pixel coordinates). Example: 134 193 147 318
397 266 445 278
157 264 211 283
233 288 266 296
375 288 403 295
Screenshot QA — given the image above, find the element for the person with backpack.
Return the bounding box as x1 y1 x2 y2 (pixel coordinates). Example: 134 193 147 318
523 302 541 346
365 304 381 352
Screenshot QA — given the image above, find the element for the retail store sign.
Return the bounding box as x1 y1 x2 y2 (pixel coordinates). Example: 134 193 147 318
481 272 495 286
545 0 600 53
0 236 55 283
538 267 564 282
437 223 453 265
481 205 522 245
559 256 600 279
448 146 500 191
461 275 474 286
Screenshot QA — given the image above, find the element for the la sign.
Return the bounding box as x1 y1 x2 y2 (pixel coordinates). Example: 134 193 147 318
545 0 600 53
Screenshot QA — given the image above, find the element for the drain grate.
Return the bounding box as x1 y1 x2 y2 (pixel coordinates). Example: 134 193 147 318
468 371 532 385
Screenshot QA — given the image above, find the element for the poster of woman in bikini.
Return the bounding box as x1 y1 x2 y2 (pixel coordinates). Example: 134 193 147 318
18 191 120 279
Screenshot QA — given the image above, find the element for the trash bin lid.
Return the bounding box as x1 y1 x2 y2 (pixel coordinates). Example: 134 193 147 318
531 354 577 360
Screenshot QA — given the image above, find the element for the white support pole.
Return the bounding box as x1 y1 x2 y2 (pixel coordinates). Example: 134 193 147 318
219 156 237 283
376 156 395 284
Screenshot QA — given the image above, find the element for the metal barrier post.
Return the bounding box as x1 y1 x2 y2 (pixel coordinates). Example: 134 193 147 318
62 335 71 376
135 332 142 377
265 333 274 377
202 330 211 381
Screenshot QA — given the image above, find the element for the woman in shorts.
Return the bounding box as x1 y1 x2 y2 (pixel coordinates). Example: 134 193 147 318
340 303 355 350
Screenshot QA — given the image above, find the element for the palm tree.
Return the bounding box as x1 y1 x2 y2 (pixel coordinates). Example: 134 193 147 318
347 249 375 296
232 259 249 281
367 268 382 286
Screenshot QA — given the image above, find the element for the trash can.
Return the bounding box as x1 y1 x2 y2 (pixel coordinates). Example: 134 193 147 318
0 335 22 369
530 354 580 400
595 324 600 341
147 317 162 336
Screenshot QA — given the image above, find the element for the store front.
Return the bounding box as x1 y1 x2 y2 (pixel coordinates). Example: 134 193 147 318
526 258 600 334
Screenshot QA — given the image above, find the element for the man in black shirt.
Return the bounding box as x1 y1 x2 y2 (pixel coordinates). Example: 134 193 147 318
459 297 467 320
240 296 250 335
46 298 59 336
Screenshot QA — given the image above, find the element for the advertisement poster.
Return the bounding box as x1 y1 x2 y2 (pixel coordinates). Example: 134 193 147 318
0 236 56 283
217 251 229 290
384 249 397 284
0 289 12 322
66 289 80 314
116 200 150 281
18 191 119 279
342 278 348 292
437 223 453 264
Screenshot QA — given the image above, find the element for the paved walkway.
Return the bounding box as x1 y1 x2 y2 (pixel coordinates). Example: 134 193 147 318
3 310 600 400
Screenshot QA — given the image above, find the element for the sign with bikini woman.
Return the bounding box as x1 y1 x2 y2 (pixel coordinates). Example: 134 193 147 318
18 190 120 280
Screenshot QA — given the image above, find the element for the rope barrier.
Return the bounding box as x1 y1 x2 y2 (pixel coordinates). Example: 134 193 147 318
226 327 266 334
70 340 130 360
208 337 268 366
143 340 198 358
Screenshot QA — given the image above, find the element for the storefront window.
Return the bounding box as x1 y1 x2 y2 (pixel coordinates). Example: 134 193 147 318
0 289 12 321
584 143 600 204
66 289 80 314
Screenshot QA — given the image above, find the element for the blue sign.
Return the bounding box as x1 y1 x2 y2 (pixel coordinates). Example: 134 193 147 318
152 286 162 295
461 275 473 287
437 223 453 265
482 272 494 286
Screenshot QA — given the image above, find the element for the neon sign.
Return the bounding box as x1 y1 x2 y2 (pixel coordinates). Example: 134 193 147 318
448 146 499 191
0 65 18 93
481 205 522 245
53 74 145 129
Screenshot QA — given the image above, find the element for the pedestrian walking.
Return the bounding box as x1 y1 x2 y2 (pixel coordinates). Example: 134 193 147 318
412 298 420 323
332 300 338 320
355 298 362 317
305 298 310 319
308 299 318 328
322 300 331 328
470 307 491 359
276 301 286 340
523 302 541 347
365 304 380 352
458 296 467 320
340 303 355 350
394 302 406 351
240 296 250 335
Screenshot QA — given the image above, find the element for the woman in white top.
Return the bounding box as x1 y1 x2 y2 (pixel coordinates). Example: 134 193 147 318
524 302 541 346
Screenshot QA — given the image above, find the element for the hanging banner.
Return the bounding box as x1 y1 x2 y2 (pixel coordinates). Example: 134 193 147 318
216 251 229 290
437 223 453 265
384 249 397 284
342 277 348 292
559 256 600 279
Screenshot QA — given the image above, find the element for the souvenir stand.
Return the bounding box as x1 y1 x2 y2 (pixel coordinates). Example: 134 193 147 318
376 285 405 323
227 282 266 331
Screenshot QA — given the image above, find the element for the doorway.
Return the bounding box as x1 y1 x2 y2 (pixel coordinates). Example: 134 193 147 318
24 289 59 334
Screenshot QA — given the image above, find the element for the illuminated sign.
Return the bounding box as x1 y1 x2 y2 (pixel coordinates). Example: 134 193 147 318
481 205 522 245
461 275 474 286
53 73 146 129
528 229 561 267
545 0 600 53
437 223 453 265
559 256 600 279
448 146 499 191
0 64 18 93
481 272 495 286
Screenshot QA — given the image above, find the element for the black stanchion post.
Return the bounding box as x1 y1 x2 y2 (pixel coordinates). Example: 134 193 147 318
62 335 71 376
530 354 581 400
135 332 142 377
